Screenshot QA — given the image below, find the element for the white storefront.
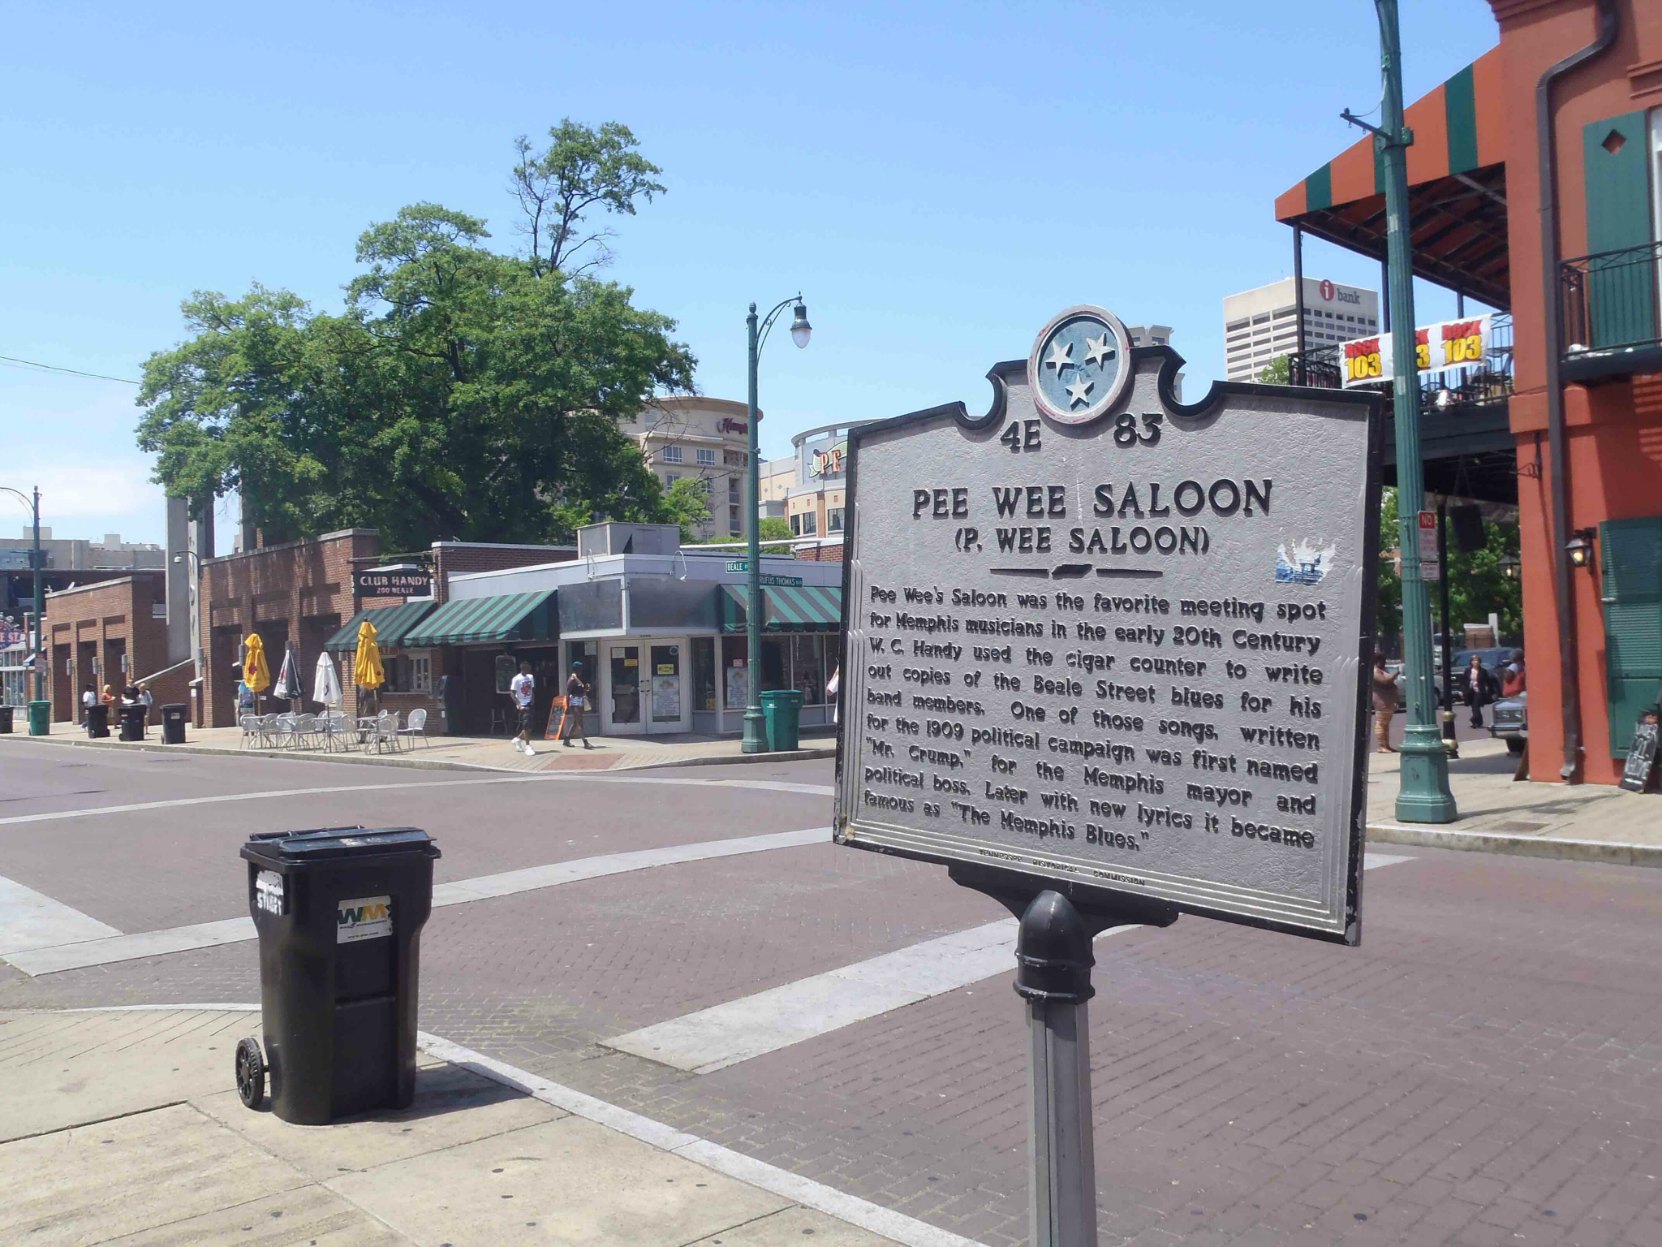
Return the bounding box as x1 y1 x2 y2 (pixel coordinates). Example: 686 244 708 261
442 524 843 737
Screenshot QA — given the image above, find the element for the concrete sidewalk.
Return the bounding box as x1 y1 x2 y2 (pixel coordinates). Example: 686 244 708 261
0 1007 947 1247
1365 737 1661 866
1 719 837 775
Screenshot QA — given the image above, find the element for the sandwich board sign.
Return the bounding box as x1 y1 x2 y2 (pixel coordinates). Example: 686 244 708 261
834 306 1384 943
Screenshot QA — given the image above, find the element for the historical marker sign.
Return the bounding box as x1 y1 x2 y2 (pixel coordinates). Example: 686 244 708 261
835 306 1384 943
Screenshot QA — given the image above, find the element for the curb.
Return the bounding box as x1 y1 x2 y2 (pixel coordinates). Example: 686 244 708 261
1367 820 1661 868
0 731 837 776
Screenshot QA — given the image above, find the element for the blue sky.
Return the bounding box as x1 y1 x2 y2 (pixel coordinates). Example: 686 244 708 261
0 0 1501 549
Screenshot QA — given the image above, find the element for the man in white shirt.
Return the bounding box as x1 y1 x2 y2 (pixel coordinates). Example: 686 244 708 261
80 684 96 725
509 661 536 756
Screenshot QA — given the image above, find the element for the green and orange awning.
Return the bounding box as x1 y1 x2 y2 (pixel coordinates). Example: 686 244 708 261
1275 48 1510 309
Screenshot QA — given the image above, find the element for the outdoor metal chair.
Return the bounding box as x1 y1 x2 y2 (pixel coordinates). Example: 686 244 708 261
396 707 428 750
368 711 401 755
271 713 299 748
291 713 321 750
319 710 350 752
255 714 283 748
238 715 259 749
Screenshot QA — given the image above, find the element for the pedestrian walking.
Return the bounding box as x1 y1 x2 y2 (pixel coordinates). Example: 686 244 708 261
1372 652 1398 753
137 681 154 724
560 662 592 748
509 661 537 756
100 684 116 713
80 683 95 726
1464 653 1499 728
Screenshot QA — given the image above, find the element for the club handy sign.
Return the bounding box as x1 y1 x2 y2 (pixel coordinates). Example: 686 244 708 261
834 306 1383 942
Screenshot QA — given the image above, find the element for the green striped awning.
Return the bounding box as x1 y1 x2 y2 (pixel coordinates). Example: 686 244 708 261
401 590 557 647
322 601 438 652
719 585 842 633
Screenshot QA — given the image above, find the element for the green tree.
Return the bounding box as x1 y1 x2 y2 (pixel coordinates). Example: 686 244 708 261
1257 355 1291 384
662 478 712 542
708 517 796 556
138 128 695 550
510 120 666 277
1373 487 1524 657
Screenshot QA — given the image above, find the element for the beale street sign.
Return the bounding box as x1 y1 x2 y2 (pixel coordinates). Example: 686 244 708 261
723 561 804 586
834 305 1384 942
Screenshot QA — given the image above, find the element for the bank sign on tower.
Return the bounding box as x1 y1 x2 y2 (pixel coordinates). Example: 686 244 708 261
834 306 1383 942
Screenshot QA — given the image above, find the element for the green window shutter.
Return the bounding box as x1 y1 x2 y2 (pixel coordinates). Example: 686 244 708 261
1600 517 1662 756
1580 112 1656 349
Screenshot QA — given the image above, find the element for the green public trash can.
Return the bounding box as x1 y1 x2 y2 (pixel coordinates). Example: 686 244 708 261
0 706 13 734
760 689 804 751
28 700 49 736
240 826 440 1124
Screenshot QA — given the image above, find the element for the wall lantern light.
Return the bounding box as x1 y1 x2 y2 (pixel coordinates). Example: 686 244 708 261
1565 528 1596 571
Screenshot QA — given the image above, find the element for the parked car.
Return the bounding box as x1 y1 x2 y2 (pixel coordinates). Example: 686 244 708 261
1489 690 1527 754
1386 660 1449 710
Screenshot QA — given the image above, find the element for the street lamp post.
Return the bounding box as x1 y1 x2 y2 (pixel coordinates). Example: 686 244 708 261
1 485 43 704
1374 0 1457 821
742 294 812 754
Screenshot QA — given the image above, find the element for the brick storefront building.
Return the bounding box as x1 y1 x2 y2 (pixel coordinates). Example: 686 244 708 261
46 573 192 722
195 533 577 730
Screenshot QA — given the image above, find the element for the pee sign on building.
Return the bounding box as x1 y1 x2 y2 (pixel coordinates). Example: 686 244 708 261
834 306 1384 943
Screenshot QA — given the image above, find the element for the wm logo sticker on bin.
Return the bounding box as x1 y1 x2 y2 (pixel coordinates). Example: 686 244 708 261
337 895 393 944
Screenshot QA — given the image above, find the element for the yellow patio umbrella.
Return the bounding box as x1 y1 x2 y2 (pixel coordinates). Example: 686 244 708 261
353 619 385 692
243 633 271 695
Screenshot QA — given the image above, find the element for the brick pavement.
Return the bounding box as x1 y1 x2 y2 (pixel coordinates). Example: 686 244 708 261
3 749 1661 1245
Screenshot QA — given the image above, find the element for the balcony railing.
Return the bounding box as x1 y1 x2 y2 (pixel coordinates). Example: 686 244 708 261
1561 240 1662 373
1287 312 1514 417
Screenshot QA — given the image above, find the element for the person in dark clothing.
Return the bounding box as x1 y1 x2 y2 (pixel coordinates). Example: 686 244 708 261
1464 653 1500 728
561 662 593 748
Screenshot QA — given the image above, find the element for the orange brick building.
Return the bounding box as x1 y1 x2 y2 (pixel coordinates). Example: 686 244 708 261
1275 0 1662 784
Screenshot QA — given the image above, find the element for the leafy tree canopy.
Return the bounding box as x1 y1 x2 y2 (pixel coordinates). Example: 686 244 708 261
662 477 712 544
137 123 694 551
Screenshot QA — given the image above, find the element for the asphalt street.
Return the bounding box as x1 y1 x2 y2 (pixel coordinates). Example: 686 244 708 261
1 741 1657 1247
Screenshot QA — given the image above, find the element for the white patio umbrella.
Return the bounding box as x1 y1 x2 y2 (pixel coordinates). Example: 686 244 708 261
312 650 343 709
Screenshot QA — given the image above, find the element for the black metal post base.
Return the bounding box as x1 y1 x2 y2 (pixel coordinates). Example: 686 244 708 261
950 865 1178 1247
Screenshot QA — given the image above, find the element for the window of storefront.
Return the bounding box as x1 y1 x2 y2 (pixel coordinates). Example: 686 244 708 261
827 507 844 533
692 636 716 711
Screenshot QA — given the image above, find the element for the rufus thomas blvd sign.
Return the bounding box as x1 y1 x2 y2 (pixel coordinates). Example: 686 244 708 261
834 305 1385 942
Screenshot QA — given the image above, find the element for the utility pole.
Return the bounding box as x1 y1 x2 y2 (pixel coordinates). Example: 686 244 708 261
1374 0 1458 820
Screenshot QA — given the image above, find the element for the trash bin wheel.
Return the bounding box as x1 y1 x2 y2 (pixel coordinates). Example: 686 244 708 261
235 1037 265 1109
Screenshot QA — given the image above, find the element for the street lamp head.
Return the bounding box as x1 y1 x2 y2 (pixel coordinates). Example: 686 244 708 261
789 301 812 349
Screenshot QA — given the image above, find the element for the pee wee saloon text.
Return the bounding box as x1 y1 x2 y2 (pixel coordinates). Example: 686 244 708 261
835 306 1384 942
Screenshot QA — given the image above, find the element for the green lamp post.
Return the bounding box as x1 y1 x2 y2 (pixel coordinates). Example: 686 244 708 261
1372 0 1458 821
742 294 812 754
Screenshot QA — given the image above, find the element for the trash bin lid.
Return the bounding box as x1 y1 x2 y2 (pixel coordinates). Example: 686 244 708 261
241 826 440 866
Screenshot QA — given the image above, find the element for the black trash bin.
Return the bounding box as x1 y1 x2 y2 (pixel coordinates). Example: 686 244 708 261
118 704 147 742
160 703 188 744
85 703 110 739
241 826 441 1124
0 705 13 734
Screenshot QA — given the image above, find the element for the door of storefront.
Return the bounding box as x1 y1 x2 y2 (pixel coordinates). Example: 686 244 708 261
602 639 690 735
